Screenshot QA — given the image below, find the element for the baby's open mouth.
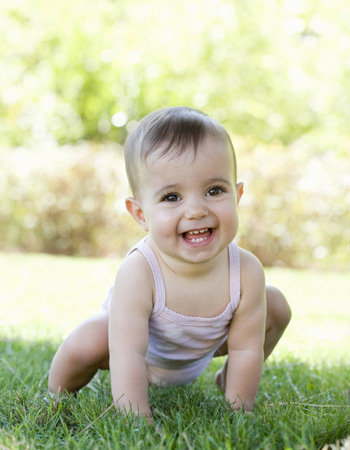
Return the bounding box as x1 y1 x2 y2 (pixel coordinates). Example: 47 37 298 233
182 228 212 243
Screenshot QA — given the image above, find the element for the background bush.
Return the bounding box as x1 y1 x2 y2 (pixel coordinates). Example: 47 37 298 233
1 144 348 268
236 141 350 268
0 145 143 257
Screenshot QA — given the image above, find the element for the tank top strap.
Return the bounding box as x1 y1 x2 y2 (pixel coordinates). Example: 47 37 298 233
127 237 166 316
228 241 241 310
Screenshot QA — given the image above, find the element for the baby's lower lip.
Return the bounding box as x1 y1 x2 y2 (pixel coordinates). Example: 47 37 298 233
180 228 215 247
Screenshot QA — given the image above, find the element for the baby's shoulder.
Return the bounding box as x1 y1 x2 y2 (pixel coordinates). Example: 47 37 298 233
111 249 154 315
116 249 153 289
238 247 265 289
112 249 154 312
238 247 263 271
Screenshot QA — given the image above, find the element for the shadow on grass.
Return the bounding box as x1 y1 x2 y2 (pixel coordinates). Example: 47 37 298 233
1 336 349 449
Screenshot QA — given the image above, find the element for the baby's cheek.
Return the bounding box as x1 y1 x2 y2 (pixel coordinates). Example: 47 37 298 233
155 211 176 230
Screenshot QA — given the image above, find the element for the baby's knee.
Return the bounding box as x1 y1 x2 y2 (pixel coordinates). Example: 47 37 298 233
266 285 292 328
60 333 99 369
66 314 109 366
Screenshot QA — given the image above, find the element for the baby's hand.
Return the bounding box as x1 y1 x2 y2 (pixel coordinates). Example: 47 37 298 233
231 405 254 415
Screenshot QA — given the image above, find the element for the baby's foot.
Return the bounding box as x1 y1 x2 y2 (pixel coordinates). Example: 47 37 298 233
214 357 228 393
214 369 225 393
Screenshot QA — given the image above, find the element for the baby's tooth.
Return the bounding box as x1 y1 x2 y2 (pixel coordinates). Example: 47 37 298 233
188 228 208 235
190 237 207 243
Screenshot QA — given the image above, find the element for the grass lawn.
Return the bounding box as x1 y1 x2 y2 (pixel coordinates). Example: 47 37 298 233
0 252 349 449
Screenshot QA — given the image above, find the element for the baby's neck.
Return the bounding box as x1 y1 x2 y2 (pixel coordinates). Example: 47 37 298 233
150 244 227 279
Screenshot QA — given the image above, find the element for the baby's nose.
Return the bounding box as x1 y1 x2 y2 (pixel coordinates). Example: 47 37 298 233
184 197 208 220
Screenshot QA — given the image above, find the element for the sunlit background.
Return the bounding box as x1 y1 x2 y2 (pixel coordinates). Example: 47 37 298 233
1 0 349 269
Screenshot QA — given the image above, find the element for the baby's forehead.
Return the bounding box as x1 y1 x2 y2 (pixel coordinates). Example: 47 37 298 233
140 140 235 183
143 133 233 165
131 133 237 197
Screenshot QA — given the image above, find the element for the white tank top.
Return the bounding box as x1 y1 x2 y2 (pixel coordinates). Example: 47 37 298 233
117 238 242 385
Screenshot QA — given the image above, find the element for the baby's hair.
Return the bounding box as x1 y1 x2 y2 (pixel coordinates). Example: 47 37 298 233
124 106 237 197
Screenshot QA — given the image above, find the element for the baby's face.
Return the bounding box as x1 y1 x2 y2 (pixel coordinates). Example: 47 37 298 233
136 135 241 266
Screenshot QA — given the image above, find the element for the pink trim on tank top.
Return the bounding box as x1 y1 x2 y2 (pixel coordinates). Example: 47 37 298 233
129 237 241 322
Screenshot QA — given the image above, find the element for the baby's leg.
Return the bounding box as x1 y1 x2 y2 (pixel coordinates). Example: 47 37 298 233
48 310 109 394
263 286 291 359
214 286 291 391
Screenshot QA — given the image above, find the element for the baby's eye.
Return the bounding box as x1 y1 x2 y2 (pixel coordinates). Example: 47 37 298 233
161 193 180 202
206 186 224 197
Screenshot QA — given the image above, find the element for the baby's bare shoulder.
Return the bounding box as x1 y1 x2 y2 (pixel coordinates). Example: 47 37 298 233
239 247 263 273
112 250 154 310
117 250 153 283
238 247 265 300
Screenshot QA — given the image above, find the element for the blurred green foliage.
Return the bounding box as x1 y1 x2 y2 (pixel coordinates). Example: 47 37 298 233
1 144 349 268
236 140 350 268
0 145 143 257
1 0 349 267
1 0 350 152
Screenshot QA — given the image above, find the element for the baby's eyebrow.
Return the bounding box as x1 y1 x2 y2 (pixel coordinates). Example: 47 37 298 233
206 177 232 186
154 184 179 198
153 177 233 199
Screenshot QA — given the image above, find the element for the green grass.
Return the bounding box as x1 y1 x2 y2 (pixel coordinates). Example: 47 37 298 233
1 252 349 449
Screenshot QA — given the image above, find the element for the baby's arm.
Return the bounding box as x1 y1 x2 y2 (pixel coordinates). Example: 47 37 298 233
108 251 153 421
225 249 266 412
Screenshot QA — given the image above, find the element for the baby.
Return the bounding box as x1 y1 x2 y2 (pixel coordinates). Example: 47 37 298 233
48 107 291 423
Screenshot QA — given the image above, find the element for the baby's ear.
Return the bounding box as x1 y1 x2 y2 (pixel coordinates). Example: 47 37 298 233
125 197 148 232
236 182 244 205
